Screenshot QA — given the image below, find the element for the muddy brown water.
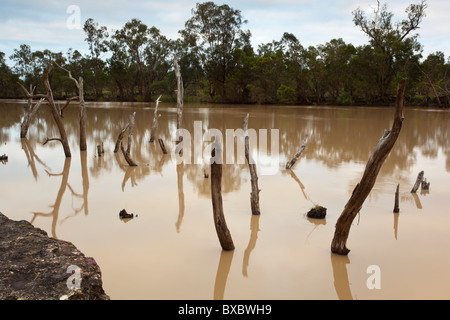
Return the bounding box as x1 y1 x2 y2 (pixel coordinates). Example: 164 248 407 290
1 100 450 299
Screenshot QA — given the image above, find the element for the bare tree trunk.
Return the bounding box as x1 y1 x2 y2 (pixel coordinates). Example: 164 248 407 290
54 62 87 151
285 135 309 170
120 112 137 167
20 85 44 139
149 95 162 143
243 114 260 215
331 79 407 255
174 55 183 131
410 171 424 193
393 184 400 213
211 144 235 251
17 62 71 158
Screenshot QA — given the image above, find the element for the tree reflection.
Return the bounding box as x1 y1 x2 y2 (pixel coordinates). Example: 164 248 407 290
330 253 353 300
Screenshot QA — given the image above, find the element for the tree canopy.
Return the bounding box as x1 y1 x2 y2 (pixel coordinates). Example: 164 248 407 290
2 0 449 107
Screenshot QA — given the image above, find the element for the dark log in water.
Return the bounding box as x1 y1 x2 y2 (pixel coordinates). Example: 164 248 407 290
411 171 424 193
158 138 168 154
331 79 407 255
210 144 235 251
393 184 400 213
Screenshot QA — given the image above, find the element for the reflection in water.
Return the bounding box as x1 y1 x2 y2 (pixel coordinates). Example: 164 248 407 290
30 158 71 239
21 138 50 180
394 213 399 240
213 250 234 300
175 163 185 233
330 253 353 300
242 215 260 277
2 101 450 299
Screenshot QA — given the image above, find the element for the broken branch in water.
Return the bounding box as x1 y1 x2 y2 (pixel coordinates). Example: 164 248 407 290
285 134 309 170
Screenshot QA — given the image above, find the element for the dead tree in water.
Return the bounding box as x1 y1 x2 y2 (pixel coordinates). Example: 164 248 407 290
149 95 162 143
331 79 407 255
54 62 87 151
115 112 137 166
210 142 235 251
410 171 424 193
285 134 309 170
17 61 71 158
243 114 261 215
393 184 400 213
174 55 184 140
19 85 44 138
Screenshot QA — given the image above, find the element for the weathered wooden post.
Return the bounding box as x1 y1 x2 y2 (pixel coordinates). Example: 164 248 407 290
243 114 261 215
210 141 235 251
331 79 407 255
393 184 400 213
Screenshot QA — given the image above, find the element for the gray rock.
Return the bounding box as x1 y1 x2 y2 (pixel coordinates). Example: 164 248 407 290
0 212 109 300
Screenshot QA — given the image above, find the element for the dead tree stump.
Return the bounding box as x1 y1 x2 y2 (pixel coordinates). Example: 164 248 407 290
149 95 162 143
210 143 235 251
410 171 424 193
116 112 137 167
393 184 400 213
243 114 261 215
331 79 407 255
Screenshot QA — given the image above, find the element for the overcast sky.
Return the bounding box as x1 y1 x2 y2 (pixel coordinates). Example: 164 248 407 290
1 0 448 65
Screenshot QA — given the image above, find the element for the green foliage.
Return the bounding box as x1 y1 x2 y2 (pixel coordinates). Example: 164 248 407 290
2 1 449 107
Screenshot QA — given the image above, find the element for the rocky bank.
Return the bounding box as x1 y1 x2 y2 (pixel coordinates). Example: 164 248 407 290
0 212 109 300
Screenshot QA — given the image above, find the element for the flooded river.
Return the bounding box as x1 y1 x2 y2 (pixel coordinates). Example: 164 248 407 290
1 100 450 299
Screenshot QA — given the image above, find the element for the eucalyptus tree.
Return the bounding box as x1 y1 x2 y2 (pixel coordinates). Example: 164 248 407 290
83 18 109 99
352 0 427 102
180 1 251 101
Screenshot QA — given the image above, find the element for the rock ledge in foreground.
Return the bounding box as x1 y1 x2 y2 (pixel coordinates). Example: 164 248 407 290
0 212 109 300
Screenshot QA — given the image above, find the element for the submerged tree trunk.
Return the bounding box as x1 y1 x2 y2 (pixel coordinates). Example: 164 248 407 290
120 112 137 167
149 95 162 143
331 79 407 255
243 114 260 215
174 55 184 131
211 144 235 251
54 62 87 151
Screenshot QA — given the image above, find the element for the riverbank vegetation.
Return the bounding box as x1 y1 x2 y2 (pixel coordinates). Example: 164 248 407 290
0 1 448 107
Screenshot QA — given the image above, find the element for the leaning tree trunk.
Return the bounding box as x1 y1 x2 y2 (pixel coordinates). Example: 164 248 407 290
331 79 407 255
211 143 235 251
17 61 71 158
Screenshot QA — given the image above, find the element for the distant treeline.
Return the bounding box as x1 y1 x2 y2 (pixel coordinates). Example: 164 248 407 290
1 1 448 107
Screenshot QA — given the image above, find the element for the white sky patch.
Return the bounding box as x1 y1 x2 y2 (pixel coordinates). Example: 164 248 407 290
0 0 448 65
